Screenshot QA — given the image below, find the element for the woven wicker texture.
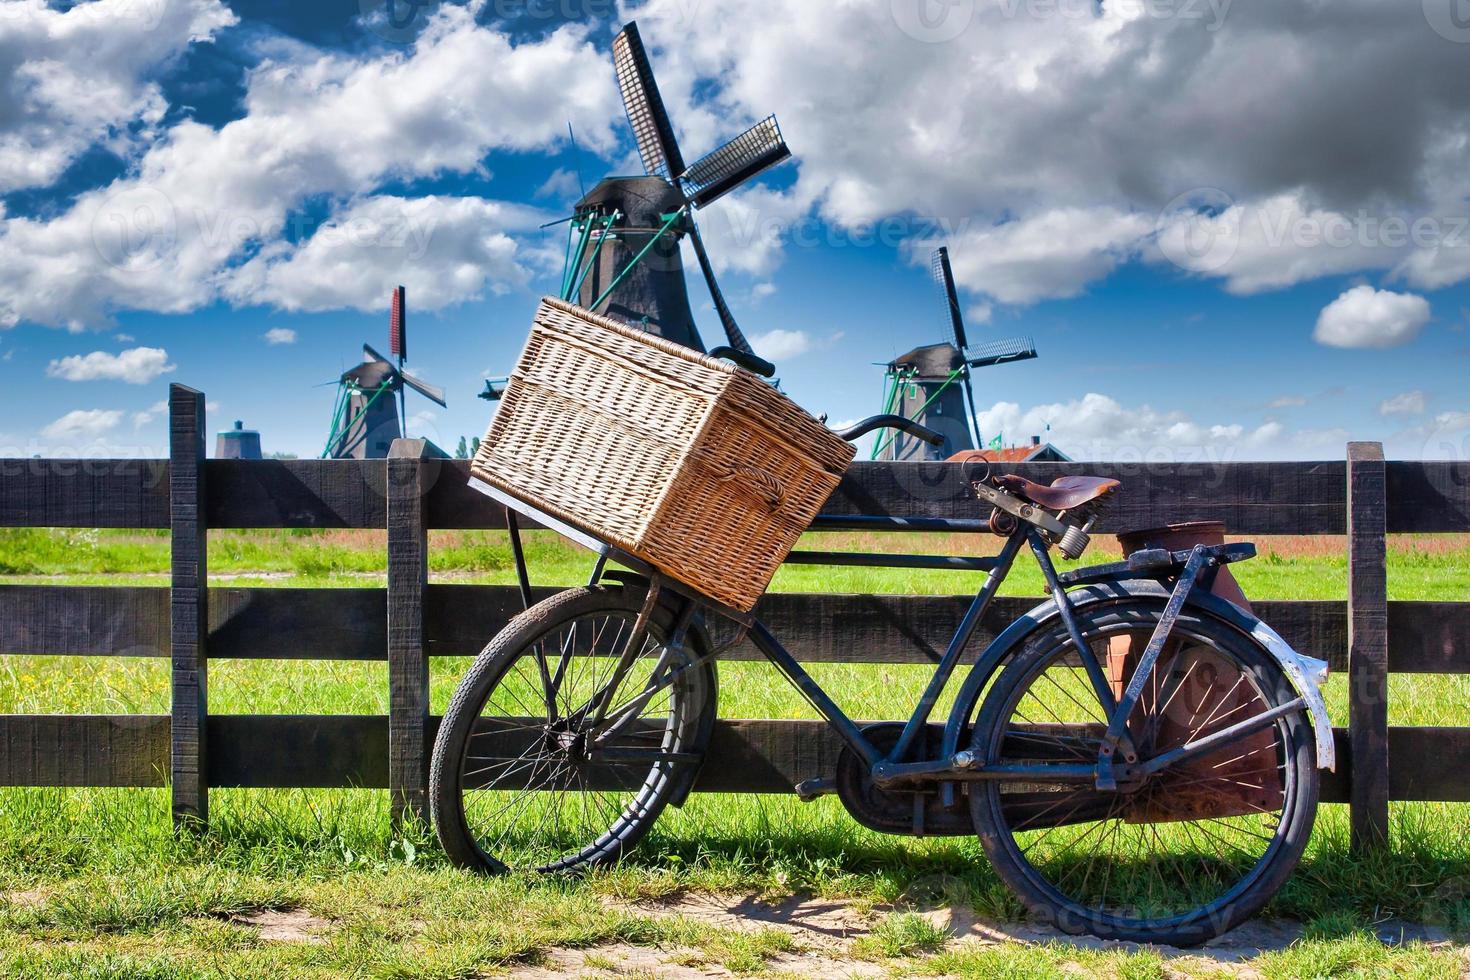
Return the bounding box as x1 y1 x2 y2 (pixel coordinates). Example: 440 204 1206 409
472 298 855 610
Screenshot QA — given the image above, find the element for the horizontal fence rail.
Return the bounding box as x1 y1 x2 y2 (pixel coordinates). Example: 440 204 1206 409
2 384 1469 850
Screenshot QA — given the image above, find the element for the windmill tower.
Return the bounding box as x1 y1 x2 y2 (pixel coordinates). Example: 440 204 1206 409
555 22 792 370
323 286 447 459
875 248 1038 461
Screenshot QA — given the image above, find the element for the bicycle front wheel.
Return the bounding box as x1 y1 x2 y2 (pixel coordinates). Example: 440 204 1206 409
430 583 716 874
969 600 1318 945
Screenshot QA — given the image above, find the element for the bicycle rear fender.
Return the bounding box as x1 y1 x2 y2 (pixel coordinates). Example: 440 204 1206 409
941 580 1335 772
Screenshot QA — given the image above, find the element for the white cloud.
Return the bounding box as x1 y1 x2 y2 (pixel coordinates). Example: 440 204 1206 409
749 281 777 304
46 346 175 383
115 333 134 342
966 303 993 326
628 1 1470 303
263 327 297 345
1314 286 1431 349
535 167 582 200
1268 395 1308 409
132 399 168 429
41 408 124 441
225 195 543 312
942 208 1152 304
749 328 812 361
0 0 236 194
1379 389 1428 417
976 392 1348 462
0 7 617 328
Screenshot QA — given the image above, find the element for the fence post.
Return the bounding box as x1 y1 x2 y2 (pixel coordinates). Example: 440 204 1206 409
169 384 208 828
1347 441 1388 851
388 438 435 826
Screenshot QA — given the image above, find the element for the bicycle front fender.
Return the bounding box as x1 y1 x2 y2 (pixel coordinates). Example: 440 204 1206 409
940 580 1335 772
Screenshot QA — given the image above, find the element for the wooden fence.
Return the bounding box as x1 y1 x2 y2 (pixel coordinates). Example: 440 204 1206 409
3 384 1469 850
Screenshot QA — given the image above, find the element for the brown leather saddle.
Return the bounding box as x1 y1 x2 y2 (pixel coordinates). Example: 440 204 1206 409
994 474 1120 511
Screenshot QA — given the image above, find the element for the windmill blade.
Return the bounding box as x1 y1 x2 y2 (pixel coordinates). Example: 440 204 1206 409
612 22 685 178
932 247 968 352
680 115 791 209
685 220 754 357
399 368 447 407
967 336 1038 368
389 285 406 362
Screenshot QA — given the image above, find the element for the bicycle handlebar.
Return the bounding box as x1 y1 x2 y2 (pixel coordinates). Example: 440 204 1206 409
708 346 776 378
834 414 945 447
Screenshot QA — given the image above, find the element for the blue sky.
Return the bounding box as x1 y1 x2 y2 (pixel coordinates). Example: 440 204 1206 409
3 0 1469 461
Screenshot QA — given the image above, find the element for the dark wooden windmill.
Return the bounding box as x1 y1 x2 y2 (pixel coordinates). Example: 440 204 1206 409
560 22 792 371
323 286 446 459
875 248 1038 461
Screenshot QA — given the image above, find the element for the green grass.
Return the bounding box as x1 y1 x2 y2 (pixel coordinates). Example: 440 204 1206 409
2 527 1470 975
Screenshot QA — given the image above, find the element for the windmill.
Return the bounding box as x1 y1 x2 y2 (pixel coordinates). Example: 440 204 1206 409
874 247 1038 461
551 21 791 374
323 286 447 459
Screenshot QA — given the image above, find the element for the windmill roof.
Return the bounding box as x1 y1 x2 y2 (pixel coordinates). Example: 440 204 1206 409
890 342 962 377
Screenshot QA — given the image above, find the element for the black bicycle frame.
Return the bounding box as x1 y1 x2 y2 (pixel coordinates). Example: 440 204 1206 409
739 525 1133 786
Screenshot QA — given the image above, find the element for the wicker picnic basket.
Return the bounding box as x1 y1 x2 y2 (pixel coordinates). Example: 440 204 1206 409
471 297 855 611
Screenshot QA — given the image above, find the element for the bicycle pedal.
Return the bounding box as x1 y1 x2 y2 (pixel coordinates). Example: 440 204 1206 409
794 777 836 802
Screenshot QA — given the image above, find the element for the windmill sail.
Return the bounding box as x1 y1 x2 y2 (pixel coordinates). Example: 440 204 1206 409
389 285 406 360
932 247 967 351
612 23 684 178
680 116 790 209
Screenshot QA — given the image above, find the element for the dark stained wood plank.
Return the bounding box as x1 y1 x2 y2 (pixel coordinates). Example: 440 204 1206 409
1347 441 1389 851
0 458 168 528
822 461 1348 535
6 582 1466 677
208 715 390 788
1387 461 1470 533
418 460 1349 533
0 715 170 786
0 586 168 656
387 441 433 825
205 459 386 529
1 712 1460 805
170 386 210 828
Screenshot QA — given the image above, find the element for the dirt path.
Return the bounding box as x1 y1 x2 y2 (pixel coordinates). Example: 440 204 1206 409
509 892 1463 978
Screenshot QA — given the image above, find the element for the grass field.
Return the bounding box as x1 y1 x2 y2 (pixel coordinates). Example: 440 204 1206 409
2 527 1469 977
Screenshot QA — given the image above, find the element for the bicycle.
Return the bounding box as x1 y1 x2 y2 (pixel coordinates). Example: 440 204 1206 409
431 414 1333 946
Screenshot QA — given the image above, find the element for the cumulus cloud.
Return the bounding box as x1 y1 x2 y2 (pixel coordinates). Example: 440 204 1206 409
1380 389 1428 417
263 327 296 345
975 392 1348 462
132 399 168 429
46 346 175 383
41 408 124 441
0 6 617 328
1314 285 1431 349
0 0 236 194
749 328 812 361
629 0 1470 303
224 195 544 312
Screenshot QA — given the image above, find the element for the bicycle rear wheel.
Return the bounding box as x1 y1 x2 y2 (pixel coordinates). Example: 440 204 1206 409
969 600 1318 945
430 583 716 874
